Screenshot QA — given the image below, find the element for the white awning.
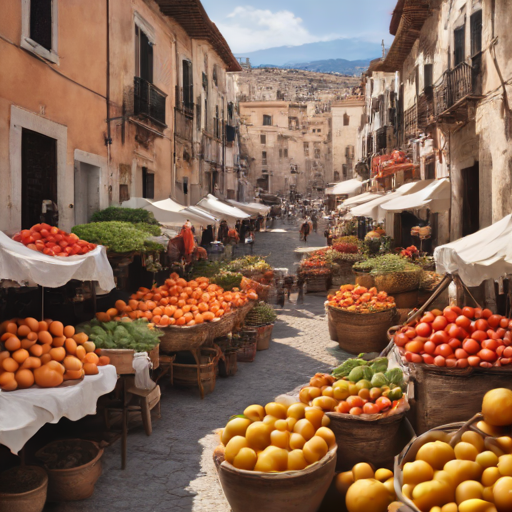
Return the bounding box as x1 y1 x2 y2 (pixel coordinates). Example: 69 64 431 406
434 214 512 286
380 178 450 213
324 179 363 197
350 180 435 221
197 194 251 224
342 192 384 208
227 200 271 216
184 206 219 224
144 199 218 226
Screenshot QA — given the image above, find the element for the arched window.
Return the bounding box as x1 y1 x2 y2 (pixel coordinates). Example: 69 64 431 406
333 171 340 181
343 113 350 126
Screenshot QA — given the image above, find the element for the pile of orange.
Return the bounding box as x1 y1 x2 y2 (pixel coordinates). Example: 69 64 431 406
96 273 259 327
0 318 110 391
327 285 396 313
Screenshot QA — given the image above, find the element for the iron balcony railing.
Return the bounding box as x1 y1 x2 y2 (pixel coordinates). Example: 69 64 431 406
434 62 474 117
134 77 167 127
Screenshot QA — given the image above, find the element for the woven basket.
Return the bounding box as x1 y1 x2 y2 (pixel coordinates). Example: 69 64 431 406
236 342 257 362
206 312 238 343
305 275 330 293
235 300 256 326
373 268 422 295
171 348 218 395
326 305 400 354
354 271 375 289
157 323 209 353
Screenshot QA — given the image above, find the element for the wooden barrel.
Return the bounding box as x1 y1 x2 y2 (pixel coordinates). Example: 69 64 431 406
236 342 257 362
326 305 400 354
171 348 218 395
405 362 512 434
215 448 337 512
326 412 414 472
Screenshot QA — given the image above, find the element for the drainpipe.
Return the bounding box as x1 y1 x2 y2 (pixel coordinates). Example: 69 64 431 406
105 0 112 207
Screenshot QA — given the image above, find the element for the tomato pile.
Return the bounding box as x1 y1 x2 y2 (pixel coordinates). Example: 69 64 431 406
327 285 396 313
12 223 96 257
96 273 258 327
394 306 512 368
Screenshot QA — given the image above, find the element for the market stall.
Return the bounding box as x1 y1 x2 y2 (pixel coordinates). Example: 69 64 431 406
227 200 271 217
325 179 364 212
144 198 219 227
341 191 384 209
197 195 251 224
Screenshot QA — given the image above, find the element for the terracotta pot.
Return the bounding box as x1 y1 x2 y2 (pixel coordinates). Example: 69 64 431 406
0 466 47 512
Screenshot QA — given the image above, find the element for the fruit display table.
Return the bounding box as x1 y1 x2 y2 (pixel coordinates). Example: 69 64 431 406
0 365 117 453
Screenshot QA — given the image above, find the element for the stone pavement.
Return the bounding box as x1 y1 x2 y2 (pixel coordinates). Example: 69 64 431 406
46 218 351 512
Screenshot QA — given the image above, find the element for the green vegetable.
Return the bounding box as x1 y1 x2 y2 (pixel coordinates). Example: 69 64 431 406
331 358 366 378
389 387 403 401
91 206 159 225
385 368 404 387
225 256 271 273
369 357 389 374
348 366 365 383
371 372 389 388
72 221 164 254
362 366 374 381
357 379 372 390
353 254 418 276
245 302 277 326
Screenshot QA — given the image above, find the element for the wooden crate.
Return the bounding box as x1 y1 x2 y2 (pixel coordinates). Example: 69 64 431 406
100 345 159 375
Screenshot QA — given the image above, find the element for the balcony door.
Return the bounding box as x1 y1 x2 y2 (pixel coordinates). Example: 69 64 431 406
462 162 479 237
135 25 153 83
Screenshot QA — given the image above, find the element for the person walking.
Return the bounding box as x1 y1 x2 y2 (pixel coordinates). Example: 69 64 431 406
200 225 214 257
311 211 318 233
300 218 311 243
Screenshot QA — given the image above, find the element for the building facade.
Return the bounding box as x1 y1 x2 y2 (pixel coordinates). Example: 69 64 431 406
0 0 240 234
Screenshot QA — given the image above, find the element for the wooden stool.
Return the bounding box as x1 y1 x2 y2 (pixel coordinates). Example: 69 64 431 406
125 382 161 436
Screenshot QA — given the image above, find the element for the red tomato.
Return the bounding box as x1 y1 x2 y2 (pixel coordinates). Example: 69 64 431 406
422 354 435 365
50 227 59 235
501 358 511 366
404 351 414 362
448 325 462 339
504 347 512 358
431 331 450 345
471 330 487 342
452 306 462 315
416 322 432 338
462 307 475 319
455 315 471 330
468 356 481 366
495 328 506 339
432 316 448 331
410 353 423 363
31 232 42 241
482 309 493 319
448 338 462 350
496 345 505 357
405 340 424 354
31 224 42 232
394 333 409 347
53 246 62 254
444 309 458 324
500 318 509 329
434 355 446 367
59 241 68 248
488 315 502 328
40 229 50 238
71 245 80 255
482 339 500 351
363 402 380 415
446 358 457 368
337 401 351 414
478 348 498 362
424 341 436 354
45 242 56 248
54 234 63 242
43 248 55 256
435 344 453 357
474 308 482 319
27 243 37 251
457 358 469 368
349 407 362 416
346 395 364 408
463 339 481 354
475 319 489 331
376 397 392 411
420 312 435 323
455 348 469 359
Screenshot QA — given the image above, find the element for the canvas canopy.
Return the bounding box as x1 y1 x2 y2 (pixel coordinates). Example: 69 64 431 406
144 199 218 226
434 214 512 286
380 178 450 213
197 195 251 224
349 180 435 221
341 192 384 208
227 200 271 216
324 179 363 197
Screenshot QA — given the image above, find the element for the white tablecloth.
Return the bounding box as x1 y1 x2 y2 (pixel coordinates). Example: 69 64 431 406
0 365 117 454
0 232 115 291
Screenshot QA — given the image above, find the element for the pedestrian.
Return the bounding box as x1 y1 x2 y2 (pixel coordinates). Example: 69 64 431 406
240 219 249 243
224 226 239 260
300 219 311 242
311 211 318 233
235 219 241 235
217 220 229 243
200 225 214 256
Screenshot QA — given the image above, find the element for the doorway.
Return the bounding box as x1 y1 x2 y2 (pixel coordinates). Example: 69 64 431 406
21 128 57 229
462 162 479 237
74 161 101 225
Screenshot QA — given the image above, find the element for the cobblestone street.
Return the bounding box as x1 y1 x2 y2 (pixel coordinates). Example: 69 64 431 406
47 219 350 512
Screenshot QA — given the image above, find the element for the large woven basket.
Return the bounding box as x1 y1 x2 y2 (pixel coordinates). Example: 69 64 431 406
373 268 422 295
206 311 238 343
326 304 400 354
157 323 209 353
305 275 330 293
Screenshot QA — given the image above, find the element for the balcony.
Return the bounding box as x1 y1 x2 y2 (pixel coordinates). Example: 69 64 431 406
434 62 482 122
134 77 167 127
404 103 418 139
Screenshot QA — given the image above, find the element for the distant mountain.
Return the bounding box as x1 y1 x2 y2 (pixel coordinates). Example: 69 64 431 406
235 38 382 68
273 58 373 75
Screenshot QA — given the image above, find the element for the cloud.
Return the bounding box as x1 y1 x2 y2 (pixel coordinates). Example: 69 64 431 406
215 6 338 53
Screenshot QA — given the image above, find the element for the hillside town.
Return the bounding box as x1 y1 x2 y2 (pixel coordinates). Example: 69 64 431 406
2 1 512 512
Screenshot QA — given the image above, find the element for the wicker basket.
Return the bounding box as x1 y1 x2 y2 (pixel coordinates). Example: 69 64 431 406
326 305 400 354
100 345 159 375
354 271 374 289
403 361 512 435
373 268 422 295
171 348 218 395
206 311 238 343
305 275 331 293
237 342 257 362
157 323 209 353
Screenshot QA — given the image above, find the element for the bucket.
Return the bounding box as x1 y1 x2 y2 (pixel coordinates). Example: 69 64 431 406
256 324 274 351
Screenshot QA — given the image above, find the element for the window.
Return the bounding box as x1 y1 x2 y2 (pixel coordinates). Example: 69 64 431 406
343 114 350 126
284 148 288 158
424 64 433 89
135 25 153 83
204 99 208 131
213 65 218 87
21 0 59 63
471 11 482 56
303 142 309 157
317 129 322 133
454 25 465 67
262 151 267 165
263 115 272 126
333 171 340 181
142 167 154 199
279 149 283 158
183 60 193 110
202 72 208 90
342 164 348 177
214 105 220 139
260 134 266 144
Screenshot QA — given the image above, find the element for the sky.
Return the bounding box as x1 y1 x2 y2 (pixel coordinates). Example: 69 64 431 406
200 0 398 54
